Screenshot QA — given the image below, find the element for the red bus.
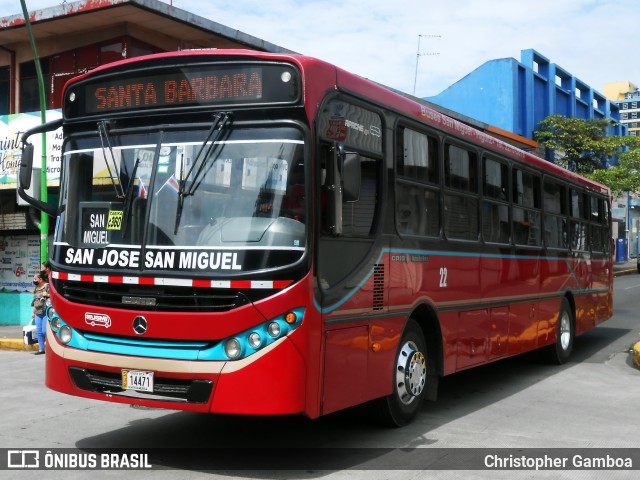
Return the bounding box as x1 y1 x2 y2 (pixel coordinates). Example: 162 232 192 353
19 49 613 426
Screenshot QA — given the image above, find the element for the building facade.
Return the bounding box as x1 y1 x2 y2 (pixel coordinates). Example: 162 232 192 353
605 81 640 136
427 49 626 140
604 81 640 258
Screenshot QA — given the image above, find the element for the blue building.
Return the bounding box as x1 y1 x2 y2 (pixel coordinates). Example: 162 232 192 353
427 48 630 259
427 49 626 142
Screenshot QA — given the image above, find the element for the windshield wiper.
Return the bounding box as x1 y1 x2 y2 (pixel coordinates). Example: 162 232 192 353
174 112 232 234
97 121 125 198
121 131 165 239
120 156 142 239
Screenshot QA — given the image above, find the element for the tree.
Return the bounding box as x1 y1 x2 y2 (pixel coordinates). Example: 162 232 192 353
534 114 630 174
586 148 640 196
534 114 640 194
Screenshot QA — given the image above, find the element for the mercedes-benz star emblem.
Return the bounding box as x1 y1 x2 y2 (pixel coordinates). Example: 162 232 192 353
133 316 148 335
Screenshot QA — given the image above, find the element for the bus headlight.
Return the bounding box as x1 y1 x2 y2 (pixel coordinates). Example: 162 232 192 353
205 308 305 361
59 325 72 344
224 338 241 359
51 317 62 332
267 322 281 338
248 332 262 349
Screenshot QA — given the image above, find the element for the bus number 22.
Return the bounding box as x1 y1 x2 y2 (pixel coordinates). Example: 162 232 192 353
439 267 448 287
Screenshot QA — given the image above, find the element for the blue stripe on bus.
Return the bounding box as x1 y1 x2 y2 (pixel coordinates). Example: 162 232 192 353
315 248 602 314
53 308 305 361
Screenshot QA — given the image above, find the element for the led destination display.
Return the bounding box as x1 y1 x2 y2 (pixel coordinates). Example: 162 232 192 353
67 63 300 117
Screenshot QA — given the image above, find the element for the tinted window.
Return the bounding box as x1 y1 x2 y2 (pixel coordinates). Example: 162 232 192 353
444 194 478 240
397 185 440 236
398 128 438 183
543 180 566 215
483 158 508 201
513 169 540 208
445 144 477 192
570 189 588 219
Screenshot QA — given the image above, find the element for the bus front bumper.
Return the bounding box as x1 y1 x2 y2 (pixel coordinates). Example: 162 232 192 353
45 326 307 415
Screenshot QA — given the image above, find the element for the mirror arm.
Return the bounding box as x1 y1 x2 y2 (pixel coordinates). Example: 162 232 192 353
17 186 58 217
21 118 63 144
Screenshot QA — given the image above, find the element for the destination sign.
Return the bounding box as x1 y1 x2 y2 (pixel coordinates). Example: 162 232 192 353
79 202 123 247
58 245 303 273
66 63 300 117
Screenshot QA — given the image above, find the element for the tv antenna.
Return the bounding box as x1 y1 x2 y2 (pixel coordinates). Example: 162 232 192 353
413 34 441 96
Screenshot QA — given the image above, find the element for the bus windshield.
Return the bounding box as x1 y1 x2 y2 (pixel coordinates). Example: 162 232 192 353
58 125 306 275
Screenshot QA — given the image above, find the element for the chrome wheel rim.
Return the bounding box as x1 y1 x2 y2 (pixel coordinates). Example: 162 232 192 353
395 340 427 405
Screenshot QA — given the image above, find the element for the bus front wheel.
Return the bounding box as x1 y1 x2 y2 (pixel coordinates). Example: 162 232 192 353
374 319 428 427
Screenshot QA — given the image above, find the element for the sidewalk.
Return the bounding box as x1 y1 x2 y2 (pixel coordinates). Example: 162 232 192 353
0 324 39 351
613 259 638 277
1 261 639 360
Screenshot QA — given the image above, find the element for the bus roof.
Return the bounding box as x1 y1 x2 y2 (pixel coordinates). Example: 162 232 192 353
68 48 610 196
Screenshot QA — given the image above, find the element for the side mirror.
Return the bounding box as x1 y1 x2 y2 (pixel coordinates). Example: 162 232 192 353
342 153 361 202
327 144 362 236
19 143 34 190
329 144 344 235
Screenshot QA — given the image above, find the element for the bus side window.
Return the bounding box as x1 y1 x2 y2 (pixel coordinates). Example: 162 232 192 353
396 126 440 237
569 188 588 251
444 143 478 241
397 185 440 236
543 179 568 250
482 157 509 244
512 168 541 247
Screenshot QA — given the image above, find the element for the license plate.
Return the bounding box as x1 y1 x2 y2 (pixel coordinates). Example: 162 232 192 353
122 369 154 392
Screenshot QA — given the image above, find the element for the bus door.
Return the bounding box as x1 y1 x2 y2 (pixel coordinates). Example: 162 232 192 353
315 100 388 414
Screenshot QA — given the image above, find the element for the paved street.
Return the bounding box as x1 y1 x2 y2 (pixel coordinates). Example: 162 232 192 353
0 271 639 479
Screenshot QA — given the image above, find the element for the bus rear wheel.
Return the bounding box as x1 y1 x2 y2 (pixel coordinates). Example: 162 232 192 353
544 297 574 365
374 319 428 427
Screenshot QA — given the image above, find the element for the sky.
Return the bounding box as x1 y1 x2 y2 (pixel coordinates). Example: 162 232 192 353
3 0 640 98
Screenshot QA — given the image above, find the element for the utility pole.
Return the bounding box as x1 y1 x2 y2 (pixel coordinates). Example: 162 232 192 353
413 34 441 96
20 0 48 264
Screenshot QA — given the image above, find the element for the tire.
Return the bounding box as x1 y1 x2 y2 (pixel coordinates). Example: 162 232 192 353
373 319 429 427
544 297 575 365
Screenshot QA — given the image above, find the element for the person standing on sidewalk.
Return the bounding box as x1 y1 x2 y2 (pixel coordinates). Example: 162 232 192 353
41 260 52 280
32 272 49 355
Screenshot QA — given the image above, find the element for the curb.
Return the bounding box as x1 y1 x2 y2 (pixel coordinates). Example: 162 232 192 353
634 342 640 370
0 339 39 352
613 268 637 277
